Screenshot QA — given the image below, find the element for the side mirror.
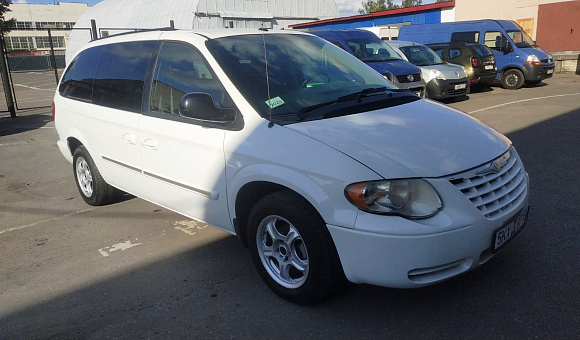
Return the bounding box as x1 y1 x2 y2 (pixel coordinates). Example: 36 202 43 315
178 92 235 123
504 41 513 54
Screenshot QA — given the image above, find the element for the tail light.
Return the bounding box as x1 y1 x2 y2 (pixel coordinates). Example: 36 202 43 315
52 100 55 121
471 57 478 67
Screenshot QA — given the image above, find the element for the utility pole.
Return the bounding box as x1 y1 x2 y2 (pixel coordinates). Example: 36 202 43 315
0 32 15 118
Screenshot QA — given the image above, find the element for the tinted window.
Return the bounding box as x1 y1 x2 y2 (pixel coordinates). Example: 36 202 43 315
59 45 103 102
451 31 479 43
431 47 445 58
149 42 227 116
92 41 156 113
449 48 462 59
473 45 493 57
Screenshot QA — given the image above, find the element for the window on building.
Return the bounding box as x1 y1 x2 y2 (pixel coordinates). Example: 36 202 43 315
35 36 65 49
6 37 35 50
516 18 534 38
16 21 33 29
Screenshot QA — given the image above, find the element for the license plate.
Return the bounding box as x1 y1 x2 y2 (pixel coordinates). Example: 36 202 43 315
454 83 466 90
493 205 529 252
547 69 554 74
485 65 494 70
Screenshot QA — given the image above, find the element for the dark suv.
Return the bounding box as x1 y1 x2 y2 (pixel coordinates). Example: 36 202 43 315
429 42 496 87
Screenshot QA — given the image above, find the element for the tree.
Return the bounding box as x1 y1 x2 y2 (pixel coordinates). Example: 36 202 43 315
401 0 423 7
359 0 424 14
359 0 400 15
0 0 16 33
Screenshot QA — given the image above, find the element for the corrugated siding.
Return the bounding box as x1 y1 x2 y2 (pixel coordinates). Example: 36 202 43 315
304 9 442 29
67 0 337 61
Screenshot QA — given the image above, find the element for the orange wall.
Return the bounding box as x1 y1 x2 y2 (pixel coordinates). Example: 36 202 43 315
536 1 580 52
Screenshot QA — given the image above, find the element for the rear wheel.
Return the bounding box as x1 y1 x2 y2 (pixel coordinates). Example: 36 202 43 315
247 190 345 304
73 145 116 206
501 69 524 90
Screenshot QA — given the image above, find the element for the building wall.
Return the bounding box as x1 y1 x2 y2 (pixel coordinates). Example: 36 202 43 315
455 0 578 40
536 1 580 52
5 3 90 55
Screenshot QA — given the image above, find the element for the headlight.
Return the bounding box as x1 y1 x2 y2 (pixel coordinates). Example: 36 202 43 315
345 179 442 218
429 69 446 80
526 54 541 65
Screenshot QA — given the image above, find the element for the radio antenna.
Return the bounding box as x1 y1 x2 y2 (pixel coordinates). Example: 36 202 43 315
261 24 274 128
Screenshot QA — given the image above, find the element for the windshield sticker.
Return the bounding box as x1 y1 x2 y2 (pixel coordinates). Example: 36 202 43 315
265 96 285 109
306 82 325 88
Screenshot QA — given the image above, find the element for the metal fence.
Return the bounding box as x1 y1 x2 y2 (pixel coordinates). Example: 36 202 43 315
0 27 92 114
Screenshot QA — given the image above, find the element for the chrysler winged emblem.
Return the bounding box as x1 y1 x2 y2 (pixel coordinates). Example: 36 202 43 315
475 151 511 176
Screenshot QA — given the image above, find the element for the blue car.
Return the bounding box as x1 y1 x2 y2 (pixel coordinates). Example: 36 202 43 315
307 29 426 97
399 20 555 90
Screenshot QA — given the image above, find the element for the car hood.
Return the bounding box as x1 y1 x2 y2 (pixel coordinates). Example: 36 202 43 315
420 63 467 80
286 99 510 178
365 59 421 77
520 47 552 61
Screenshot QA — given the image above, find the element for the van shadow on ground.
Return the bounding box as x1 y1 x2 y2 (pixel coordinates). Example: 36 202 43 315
0 109 578 339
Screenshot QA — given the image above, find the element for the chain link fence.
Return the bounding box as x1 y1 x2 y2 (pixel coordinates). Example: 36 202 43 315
0 28 92 113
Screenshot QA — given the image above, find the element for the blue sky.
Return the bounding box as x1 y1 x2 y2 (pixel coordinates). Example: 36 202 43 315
12 0 437 17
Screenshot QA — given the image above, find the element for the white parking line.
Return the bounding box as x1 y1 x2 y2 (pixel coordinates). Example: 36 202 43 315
0 207 96 235
468 93 580 114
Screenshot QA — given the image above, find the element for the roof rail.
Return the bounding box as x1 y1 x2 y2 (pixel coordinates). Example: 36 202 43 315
92 24 177 41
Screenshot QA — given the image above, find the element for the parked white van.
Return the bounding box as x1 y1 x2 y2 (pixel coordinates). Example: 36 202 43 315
54 29 530 304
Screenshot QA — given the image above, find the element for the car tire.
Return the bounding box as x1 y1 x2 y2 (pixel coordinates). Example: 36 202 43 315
247 190 345 305
501 69 524 90
73 145 116 206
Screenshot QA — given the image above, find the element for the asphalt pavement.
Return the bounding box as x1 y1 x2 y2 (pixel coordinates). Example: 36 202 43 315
0 73 579 339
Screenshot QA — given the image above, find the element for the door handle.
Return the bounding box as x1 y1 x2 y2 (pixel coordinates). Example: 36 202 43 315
121 133 137 145
141 137 159 150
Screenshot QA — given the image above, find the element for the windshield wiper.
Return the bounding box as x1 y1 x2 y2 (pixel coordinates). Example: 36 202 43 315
337 87 388 102
296 100 338 121
296 87 391 122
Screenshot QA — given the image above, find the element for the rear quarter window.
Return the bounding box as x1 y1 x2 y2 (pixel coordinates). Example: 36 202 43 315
59 45 104 102
473 45 493 57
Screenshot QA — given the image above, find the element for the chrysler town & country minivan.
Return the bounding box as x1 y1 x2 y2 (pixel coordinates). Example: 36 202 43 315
54 29 530 304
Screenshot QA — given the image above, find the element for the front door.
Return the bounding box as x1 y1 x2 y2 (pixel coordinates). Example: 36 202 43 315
138 40 233 231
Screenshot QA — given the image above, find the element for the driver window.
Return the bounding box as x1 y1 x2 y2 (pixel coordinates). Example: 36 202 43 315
484 31 508 52
150 42 227 115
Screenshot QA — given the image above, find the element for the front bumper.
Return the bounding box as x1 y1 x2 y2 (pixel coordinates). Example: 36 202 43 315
328 151 530 288
426 77 470 99
522 63 555 82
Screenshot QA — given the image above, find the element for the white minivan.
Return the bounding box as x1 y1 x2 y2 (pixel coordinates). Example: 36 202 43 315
54 29 530 304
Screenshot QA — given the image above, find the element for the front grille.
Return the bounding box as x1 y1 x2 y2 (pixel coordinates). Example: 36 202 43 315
447 81 468 96
396 73 421 83
448 148 528 219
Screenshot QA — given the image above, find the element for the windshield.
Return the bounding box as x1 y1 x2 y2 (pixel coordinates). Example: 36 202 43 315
398 45 444 66
507 30 535 48
206 34 400 121
345 38 402 62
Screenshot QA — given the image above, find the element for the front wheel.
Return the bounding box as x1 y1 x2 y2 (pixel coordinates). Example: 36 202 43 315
247 190 345 304
73 145 116 206
501 69 525 90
